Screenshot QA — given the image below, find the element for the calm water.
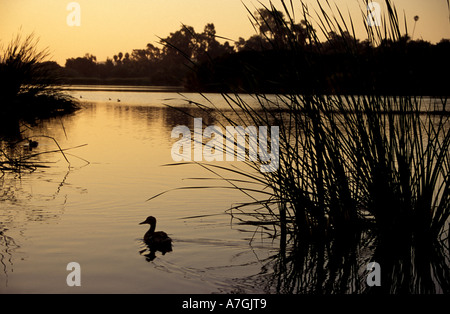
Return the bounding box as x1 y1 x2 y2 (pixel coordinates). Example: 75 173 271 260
0 86 279 293
2 86 448 294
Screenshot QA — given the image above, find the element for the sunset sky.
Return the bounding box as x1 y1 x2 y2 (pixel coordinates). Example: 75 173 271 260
1 0 449 65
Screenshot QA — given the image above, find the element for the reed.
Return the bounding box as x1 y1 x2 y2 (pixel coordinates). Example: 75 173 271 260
0 32 79 123
0 134 87 174
184 1 449 237
161 0 450 293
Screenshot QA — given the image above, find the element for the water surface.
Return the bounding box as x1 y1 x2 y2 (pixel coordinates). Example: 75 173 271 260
2 86 448 294
0 87 278 293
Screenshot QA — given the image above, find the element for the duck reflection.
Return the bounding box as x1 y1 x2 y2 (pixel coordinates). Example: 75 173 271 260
139 216 173 261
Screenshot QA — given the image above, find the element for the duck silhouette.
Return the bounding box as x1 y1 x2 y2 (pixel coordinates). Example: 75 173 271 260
24 139 38 150
139 216 172 257
28 139 38 148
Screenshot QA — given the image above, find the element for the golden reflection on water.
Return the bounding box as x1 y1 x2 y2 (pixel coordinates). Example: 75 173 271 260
3 91 448 293
0 94 276 293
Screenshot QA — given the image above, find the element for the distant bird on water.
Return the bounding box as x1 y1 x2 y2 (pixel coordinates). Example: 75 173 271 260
29 139 38 148
139 216 172 254
117 98 121 102
25 139 38 150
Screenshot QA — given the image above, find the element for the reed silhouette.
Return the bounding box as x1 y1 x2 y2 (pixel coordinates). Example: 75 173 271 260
0 32 79 124
156 0 450 293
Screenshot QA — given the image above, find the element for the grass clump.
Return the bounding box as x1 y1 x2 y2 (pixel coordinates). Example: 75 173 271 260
0 32 82 173
0 32 79 124
164 0 450 293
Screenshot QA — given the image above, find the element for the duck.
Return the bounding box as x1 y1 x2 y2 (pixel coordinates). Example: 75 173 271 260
28 139 38 149
24 139 38 150
139 216 172 253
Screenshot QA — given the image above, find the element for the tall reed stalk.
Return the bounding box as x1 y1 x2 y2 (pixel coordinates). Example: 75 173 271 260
0 32 78 123
163 0 450 293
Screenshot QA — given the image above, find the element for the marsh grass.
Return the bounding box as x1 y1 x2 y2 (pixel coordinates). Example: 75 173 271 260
0 134 87 174
0 32 79 123
158 0 450 293
0 32 81 172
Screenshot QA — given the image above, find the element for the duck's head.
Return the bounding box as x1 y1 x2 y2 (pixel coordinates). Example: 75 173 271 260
139 216 156 225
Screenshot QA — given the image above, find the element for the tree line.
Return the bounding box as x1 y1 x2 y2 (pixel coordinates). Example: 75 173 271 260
58 22 234 86
53 8 449 95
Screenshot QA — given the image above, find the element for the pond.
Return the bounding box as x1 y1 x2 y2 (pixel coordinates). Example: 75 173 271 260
1 86 449 294
0 86 280 293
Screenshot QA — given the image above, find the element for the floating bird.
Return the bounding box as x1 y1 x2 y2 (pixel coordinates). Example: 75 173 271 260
117 98 121 102
29 139 38 148
139 216 172 254
25 139 38 150
80 95 82 99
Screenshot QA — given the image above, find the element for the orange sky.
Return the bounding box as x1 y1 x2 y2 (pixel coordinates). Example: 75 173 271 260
1 0 449 65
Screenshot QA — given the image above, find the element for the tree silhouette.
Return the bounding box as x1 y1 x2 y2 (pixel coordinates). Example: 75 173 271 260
65 54 97 77
253 8 311 48
59 18 450 95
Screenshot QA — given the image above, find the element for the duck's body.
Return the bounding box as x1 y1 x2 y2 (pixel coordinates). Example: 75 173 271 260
25 139 38 150
140 216 172 253
143 230 172 246
29 139 38 148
